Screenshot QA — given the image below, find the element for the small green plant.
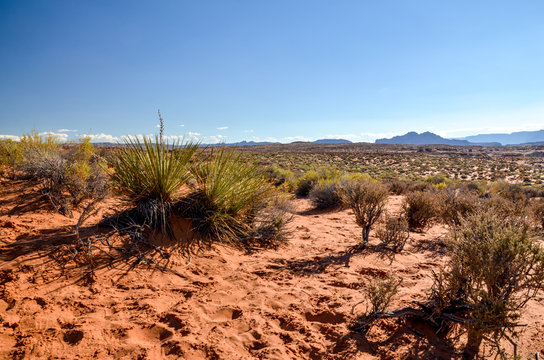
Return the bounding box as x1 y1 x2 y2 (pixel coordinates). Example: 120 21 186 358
365 276 401 314
340 179 388 248
402 191 438 232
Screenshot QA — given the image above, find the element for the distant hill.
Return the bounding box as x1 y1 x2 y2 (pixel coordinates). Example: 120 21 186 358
313 139 352 144
458 129 544 145
221 141 281 146
375 132 499 146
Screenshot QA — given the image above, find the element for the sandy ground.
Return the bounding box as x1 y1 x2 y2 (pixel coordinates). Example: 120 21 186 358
0 179 543 359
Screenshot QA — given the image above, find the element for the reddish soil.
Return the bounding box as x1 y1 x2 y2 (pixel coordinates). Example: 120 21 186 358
0 178 543 359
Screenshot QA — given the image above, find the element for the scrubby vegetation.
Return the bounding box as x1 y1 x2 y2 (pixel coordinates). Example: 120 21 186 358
3 132 544 359
340 179 388 248
375 214 409 253
402 190 438 232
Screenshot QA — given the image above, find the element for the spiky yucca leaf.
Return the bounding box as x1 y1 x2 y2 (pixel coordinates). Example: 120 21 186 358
110 135 198 229
182 147 272 244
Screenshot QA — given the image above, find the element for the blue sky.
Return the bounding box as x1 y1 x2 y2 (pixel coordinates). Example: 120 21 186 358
1 0 543 143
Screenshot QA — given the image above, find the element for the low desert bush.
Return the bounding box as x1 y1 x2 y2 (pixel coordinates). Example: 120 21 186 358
309 178 342 209
0 139 22 178
251 194 294 247
387 179 409 195
402 191 438 232
431 211 544 358
294 168 339 197
340 179 388 248
488 180 528 204
425 173 452 188
375 214 409 253
18 134 108 217
531 199 544 229
364 276 401 314
263 167 296 191
180 147 275 246
439 189 480 226
110 135 198 231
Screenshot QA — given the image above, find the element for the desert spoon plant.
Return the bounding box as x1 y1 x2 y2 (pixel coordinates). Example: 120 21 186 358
110 124 198 234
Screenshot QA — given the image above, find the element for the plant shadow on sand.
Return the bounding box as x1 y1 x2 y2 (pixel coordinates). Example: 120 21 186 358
269 248 356 275
0 217 194 288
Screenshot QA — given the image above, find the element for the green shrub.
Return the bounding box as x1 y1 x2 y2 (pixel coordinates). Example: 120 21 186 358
294 168 339 197
0 139 22 178
110 135 198 230
402 191 438 232
180 147 274 245
340 179 388 248
263 166 296 191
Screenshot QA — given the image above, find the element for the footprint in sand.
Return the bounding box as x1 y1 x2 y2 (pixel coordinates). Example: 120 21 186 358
210 307 243 322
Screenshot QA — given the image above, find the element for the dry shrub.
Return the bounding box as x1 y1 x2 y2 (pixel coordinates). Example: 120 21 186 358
375 214 409 253
365 276 401 314
531 199 544 230
432 211 544 358
402 191 438 232
387 179 409 195
251 194 294 247
439 189 480 226
309 179 342 209
340 179 388 248
18 134 108 217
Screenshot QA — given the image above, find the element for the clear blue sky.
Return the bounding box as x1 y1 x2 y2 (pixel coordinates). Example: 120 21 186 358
1 0 543 143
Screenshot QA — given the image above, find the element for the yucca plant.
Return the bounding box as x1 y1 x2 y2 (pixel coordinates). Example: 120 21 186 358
180 147 272 245
110 135 198 231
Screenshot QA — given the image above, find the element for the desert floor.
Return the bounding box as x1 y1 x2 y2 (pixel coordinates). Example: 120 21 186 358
1 179 543 359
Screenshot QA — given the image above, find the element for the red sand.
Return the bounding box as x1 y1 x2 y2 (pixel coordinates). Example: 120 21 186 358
1 179 543 359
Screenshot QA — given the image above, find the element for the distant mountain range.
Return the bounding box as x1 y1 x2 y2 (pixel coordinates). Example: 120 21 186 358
376 129 544 146
375 132 500 146
93 138 352 148
456 129 544 145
